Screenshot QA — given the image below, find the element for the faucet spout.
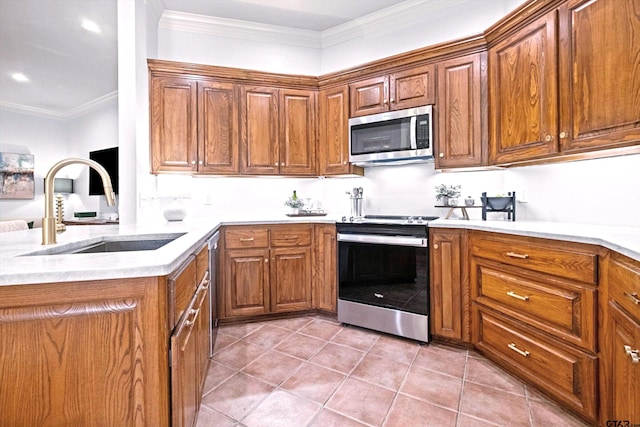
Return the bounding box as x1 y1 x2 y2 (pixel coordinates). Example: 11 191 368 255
42 157 116 245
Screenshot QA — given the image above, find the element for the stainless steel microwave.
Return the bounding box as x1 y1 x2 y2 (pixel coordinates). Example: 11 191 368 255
348 105 433 166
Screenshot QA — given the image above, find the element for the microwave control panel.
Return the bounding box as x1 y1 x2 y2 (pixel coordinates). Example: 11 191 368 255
416 114 430 149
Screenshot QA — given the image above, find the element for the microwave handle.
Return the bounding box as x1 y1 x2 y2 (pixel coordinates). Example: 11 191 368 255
410 116 417 149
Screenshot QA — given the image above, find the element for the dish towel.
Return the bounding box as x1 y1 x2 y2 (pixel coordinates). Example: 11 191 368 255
0 220 29 233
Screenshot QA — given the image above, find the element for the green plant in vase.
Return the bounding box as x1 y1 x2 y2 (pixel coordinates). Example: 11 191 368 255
435 184 461 206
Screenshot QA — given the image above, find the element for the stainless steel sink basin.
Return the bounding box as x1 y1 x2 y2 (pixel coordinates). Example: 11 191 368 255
22 233 186 256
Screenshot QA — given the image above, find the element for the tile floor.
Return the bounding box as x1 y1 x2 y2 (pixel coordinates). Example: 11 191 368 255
198 315 590 427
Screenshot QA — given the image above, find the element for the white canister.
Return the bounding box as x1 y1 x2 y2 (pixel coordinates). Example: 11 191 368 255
163 199 187 221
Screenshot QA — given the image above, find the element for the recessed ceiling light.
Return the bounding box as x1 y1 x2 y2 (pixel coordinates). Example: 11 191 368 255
11 73 29 83
81 19 101 33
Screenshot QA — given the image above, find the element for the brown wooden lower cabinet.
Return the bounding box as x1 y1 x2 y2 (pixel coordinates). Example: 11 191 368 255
474 305 597 421
313 224 337 314
0 277 171 426
429 228 470 343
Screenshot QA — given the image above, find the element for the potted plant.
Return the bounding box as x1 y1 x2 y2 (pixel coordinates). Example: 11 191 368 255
284 194 304 215
434 184 461 206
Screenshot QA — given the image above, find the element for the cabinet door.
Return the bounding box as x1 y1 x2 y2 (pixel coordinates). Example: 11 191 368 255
389 64 435 110
171 294 200 427
430 229 468 341
318 86 362 176
198 81 239 174
313 224 337 313
195 273 211 395
435 53 486 168
271 247 312 313
349 75 388 117
240 86 279 175
279 89 316 175
150 75 198 173
489 11 559 164
558 0 640 153
223 248 270 317
607 302 639 424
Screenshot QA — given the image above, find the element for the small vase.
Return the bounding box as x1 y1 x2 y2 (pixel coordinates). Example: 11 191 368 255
163 199 187 221
288 207 299 215
440 196 449 206
465 197 475 206
448 198 459 206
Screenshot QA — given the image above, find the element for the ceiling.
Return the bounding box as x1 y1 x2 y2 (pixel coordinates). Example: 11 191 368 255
0 0 419 117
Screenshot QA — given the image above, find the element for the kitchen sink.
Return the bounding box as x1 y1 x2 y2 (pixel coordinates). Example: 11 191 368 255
22 233 186 256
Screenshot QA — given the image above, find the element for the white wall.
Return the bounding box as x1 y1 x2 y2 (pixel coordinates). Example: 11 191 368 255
0 110 68 226
146 1 639 228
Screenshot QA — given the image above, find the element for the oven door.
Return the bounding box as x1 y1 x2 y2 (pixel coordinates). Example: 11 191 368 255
337 233 428 316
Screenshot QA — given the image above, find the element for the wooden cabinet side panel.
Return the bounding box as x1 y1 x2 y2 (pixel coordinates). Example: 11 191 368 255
150 76 198 173
240 86 279 174
559 0 640 152
199 81 240 174
435 53 487 168
271 246 313 312
280 89 317 175
390 64 436 110
0 278 169 427
489 11 559 164
313 224 337 313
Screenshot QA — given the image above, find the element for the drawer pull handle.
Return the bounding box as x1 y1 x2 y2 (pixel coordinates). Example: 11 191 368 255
624 345 640 363
624 291 640 305
507 291 530 301
239 237 255 242
185 308 199 326
506 252 529 259
508 343 530 357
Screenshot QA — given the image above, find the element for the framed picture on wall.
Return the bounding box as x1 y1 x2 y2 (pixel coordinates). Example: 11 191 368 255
0 152 35 199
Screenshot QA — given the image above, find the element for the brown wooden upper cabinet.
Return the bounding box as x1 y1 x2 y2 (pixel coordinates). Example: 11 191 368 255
318 85 363 176
150 75 239 174
489 0 640 164
349 64 435 117
240 86 316 175
435 53 487 169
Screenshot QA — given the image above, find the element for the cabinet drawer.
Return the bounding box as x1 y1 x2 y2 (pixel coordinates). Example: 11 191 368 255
270 225 312 247
169 255 197 328
475 262 596 351
470 233 598 284
608 253 640 323
225 228 269 249
474 306 597 421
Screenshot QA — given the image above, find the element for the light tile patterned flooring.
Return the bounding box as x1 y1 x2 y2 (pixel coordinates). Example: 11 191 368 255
198 315 590 427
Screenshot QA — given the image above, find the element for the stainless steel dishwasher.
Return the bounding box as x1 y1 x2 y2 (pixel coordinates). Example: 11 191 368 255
208 231 220 357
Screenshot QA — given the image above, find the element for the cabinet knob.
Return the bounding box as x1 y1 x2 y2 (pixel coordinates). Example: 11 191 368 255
274 162 279 166
439 153 444 158
264 258 269 263
559 131 568 139
198 160 203 165
390 98 395 103
343 161 347 165
544 135 553 142
383 99 388 104
191 160 196 165
281 162 285 166
433 244 439 249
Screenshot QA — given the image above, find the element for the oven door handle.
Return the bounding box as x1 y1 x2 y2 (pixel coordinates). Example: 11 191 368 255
337 233 427 247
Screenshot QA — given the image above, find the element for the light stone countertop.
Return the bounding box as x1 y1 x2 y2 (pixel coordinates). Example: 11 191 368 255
429 218 640 262
0 214 637 286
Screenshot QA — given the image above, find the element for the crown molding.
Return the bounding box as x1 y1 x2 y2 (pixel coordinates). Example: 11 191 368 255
159 10 322 48
321 0 471 48
158 1 474 49
0 91 118 121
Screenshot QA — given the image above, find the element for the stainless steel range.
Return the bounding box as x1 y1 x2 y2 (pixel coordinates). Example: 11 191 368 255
337 215 438 343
